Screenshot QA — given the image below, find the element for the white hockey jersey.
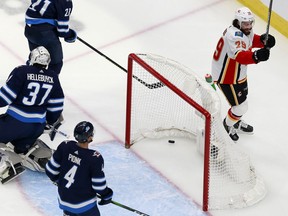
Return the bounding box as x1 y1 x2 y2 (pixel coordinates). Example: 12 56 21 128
211 25 263 84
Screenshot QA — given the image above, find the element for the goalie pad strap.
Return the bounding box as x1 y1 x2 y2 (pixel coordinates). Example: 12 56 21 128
0 148 22 165
21 139 53 172
25 139 53 159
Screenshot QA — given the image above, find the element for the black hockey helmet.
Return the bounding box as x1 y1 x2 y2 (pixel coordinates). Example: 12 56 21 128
74 121 94 143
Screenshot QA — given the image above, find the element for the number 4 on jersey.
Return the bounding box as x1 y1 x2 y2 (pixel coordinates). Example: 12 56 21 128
64 165 77 188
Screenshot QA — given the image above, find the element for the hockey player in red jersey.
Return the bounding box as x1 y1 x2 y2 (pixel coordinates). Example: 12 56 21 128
211 7 275 141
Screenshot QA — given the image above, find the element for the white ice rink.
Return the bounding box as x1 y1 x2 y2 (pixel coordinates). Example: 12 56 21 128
0 0 288 215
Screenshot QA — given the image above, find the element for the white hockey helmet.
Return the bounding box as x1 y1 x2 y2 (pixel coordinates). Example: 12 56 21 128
234 7 255 26
29 46 51 66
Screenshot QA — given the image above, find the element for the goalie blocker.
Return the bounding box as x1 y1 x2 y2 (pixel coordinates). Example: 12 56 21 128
0 139 53 184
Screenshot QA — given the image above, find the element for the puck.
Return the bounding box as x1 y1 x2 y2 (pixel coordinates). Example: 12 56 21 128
168 140 175 143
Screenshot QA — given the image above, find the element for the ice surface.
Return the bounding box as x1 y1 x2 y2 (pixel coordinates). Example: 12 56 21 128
0 0 287 215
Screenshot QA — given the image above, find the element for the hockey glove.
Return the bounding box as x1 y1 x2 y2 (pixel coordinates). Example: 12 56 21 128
44 124 52 134
64 29 77 43
253 48 270 63
98 187 113 205
44 121 62 141
260 34 276 49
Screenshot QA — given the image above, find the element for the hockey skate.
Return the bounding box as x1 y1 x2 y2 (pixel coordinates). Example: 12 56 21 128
234 120 254 134
0 151 25 184
223 119 239 141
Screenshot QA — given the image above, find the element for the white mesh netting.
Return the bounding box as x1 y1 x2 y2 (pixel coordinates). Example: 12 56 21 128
126 53 266 210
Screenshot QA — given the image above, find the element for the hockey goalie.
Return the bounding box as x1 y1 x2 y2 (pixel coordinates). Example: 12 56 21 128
0 46 64 184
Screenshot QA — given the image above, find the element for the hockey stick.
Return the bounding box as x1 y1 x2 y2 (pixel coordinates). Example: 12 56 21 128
77 36 164 89
111 200 150 216
52 127 70 139
264 0 273 45
47 124 70 139
95 194 149 215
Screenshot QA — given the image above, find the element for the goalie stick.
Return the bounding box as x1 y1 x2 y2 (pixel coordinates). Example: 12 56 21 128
77 36 164 89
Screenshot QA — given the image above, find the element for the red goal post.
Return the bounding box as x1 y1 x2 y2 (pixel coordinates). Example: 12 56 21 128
125 53 266 211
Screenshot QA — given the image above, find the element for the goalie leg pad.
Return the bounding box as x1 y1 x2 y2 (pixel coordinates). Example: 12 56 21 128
0 143 11 150
0 149 25 184
0 147 22 164
30 139 53 159
21 139 53 172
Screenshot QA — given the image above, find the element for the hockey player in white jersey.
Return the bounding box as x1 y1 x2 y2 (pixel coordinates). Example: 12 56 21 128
211 7 275 141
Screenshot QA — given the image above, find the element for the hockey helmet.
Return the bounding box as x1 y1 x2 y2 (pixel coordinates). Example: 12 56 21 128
29 46 51 66
234 7 255 27
74 121 94 143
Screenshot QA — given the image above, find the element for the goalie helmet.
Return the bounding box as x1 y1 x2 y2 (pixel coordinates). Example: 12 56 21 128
74 121 94 143
234 7 255 27
29 46 51 67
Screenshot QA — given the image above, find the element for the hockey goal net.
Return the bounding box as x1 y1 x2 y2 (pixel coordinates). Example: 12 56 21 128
125 53 266 211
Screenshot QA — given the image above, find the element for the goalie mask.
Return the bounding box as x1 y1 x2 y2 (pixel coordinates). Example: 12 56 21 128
234 7 255 35
74 121 94 143
29 46 51 67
